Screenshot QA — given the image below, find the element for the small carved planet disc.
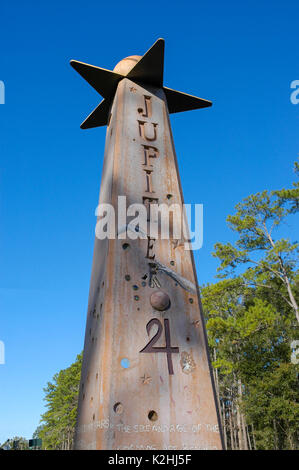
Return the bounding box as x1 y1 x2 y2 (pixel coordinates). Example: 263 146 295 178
150 290 170 311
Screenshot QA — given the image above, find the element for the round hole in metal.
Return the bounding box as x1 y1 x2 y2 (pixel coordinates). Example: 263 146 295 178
113 402 124 415
148 410 158 421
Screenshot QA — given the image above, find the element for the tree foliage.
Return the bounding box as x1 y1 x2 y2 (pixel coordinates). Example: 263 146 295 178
213 161 299 324
0 436 29 450
203 161 299 449
202 277 299 449
37 353 82 450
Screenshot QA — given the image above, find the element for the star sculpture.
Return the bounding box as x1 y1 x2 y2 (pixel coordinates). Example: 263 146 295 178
70 38 212 129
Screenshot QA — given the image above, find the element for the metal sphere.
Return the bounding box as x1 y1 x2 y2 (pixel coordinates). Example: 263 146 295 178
150 290 170 311
113 55 142 75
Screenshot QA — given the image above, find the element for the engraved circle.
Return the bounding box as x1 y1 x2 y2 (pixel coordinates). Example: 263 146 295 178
120 358 130 369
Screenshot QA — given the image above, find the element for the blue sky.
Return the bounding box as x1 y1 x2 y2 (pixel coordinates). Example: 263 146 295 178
0 0 298 442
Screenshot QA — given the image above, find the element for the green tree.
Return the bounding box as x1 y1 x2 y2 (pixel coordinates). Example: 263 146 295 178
4 437 29 450
39 353 82 450
32 424 44 439
202 279 299 450
213 161 299 324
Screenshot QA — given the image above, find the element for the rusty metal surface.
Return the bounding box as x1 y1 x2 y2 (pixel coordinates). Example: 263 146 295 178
73 78 223 450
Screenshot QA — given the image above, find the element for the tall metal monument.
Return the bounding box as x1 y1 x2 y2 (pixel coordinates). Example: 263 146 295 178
71 39 223 450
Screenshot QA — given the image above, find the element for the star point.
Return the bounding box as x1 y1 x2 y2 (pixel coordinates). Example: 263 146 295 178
71 38 212 129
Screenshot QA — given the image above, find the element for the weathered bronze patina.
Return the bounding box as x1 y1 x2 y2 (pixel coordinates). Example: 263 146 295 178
71 39 223 450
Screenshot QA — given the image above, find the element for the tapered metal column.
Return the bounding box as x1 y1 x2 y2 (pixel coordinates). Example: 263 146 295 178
71 39 223 451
